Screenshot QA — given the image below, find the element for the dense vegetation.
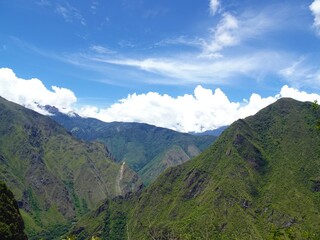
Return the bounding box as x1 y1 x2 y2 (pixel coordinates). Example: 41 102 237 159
50 110 216 185
72 98 320 239
0 181 28 240
0 97 142 239
2 97 320 239
68 197 131 240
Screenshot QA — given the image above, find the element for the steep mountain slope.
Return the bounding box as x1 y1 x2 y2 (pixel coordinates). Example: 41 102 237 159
73 98 320 239
0 97 142 239
50 111 216 185
0 181 28 240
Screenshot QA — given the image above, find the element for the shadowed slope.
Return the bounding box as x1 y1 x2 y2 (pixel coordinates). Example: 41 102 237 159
0 181 28 240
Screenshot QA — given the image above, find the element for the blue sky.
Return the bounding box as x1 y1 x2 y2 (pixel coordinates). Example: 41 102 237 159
1 0 320 132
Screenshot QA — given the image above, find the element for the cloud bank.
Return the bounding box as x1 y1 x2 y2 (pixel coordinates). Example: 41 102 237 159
0 68 76 114
79 85 320 132
1 68 320 133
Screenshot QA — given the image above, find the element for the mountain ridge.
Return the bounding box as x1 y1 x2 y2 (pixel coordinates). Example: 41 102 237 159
71 98 320 239
50 110 216 185
0 96 143 239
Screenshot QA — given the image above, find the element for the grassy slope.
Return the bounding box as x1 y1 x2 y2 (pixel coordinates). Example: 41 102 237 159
74 98 320 239
0 97 142 239
51 115 216 185
124 98 320 239
69 197 131 240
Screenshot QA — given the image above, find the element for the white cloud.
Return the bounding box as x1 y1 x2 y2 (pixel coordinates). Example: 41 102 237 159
0 68 77 114
310 0 320 34
2 68 320 133
78 85 320 133
98 51 288 85
279 85 320 102
209 0 220 16
279 57 320 88
202 13 239 57
200 6 287 58
21 4 294 87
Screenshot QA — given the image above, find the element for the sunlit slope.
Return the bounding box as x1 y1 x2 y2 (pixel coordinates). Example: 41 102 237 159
126 98 320 239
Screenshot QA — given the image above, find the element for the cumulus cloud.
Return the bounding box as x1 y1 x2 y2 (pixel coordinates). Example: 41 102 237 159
1 68 320 133
310 0 320 34
78 85 320 133
279 85 320 102
209 0 220 16
0 68 77 114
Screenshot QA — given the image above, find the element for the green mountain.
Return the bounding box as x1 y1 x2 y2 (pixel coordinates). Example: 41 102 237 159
72 98 320 239
0 97 142 239
0 181 28 240
50 110 216 185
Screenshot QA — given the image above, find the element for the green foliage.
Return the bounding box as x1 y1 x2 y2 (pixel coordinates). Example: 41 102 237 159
0 181 28 240
60 98 320 239
312 100 320 131
116 98 320 239
69 197 129 240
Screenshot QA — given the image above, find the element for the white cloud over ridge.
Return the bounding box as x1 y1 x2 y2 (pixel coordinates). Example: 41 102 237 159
79 85 320 133
0 68 76 114
1 68 320 133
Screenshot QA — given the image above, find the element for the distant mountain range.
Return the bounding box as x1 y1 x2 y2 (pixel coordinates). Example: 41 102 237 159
0 97 142 239
71 98 320 239
2 97 320 239
49 108 216 185
189 125 228 136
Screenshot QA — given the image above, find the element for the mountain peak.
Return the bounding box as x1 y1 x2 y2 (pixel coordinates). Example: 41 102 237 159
115 98 320 239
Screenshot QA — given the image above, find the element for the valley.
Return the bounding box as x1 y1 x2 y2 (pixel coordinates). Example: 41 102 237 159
2 0 320 239
49 110 216 185
1 97 320 239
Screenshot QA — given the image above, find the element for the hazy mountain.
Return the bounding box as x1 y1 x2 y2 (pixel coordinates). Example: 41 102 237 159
72 98 320 239
189 125 228 136
0 181 28 240
50 110 216 185
0 97 142 239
